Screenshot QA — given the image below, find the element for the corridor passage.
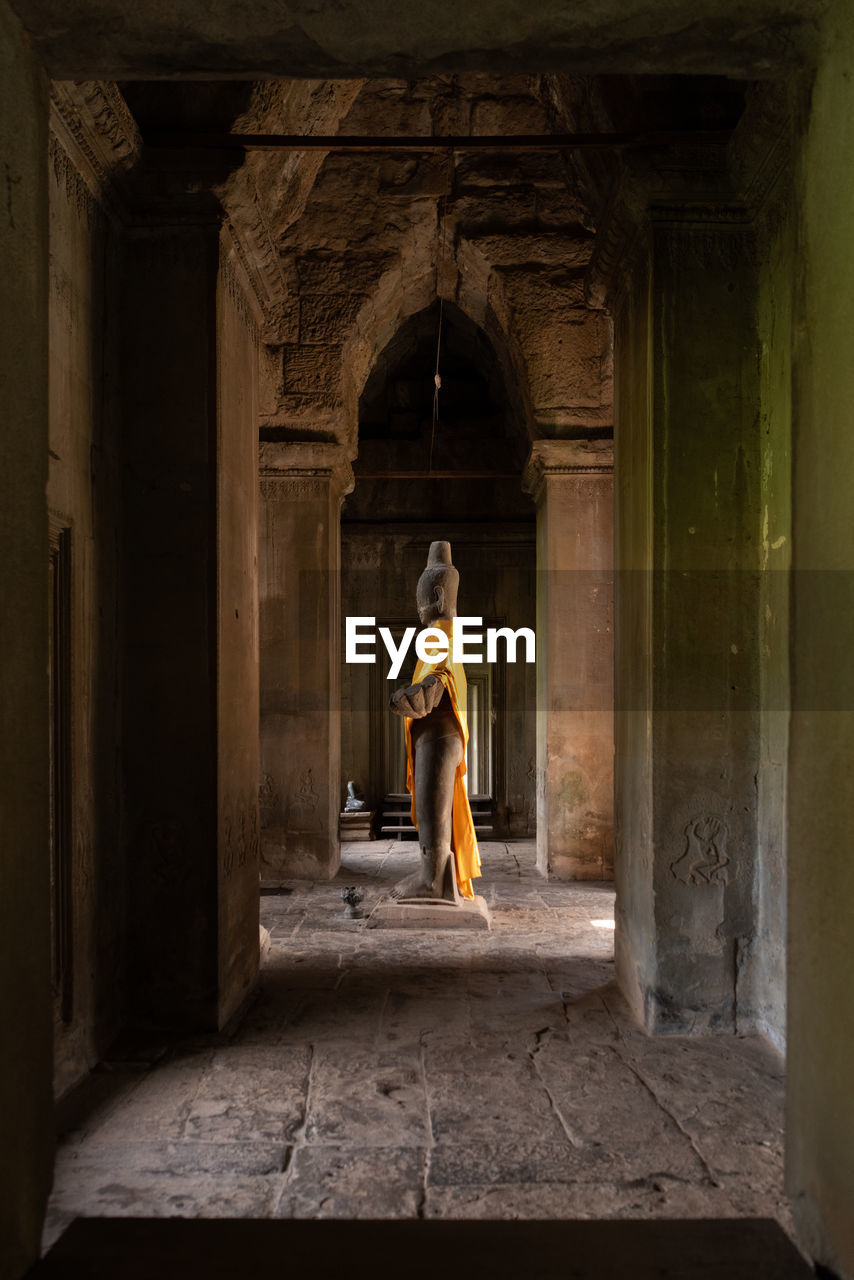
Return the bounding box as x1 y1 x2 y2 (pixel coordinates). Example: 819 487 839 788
44 844 790 1249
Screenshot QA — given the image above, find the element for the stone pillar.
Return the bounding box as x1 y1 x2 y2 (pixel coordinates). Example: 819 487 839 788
259 442 354 881
613 223 762 1035
523 440 614 880
121 222 261 1031
786 9 854 1272
0 4 54 1274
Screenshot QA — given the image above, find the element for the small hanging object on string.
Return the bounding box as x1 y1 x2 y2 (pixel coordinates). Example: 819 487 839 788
433 369 442 422
429 188 448 475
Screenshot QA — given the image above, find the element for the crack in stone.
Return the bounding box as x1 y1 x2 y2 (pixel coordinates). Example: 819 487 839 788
613 1044 721 1188
417 1035 433 1219
527 1026 583 1150
271 1043 316 1215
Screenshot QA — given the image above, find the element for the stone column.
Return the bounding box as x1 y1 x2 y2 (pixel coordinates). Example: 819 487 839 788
259 442 354 882
121 221 261 1031
523 440 614 880
613 223 762 1035
0 4 54 1273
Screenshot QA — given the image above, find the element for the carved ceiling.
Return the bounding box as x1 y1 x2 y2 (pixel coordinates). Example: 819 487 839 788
50 73 790 442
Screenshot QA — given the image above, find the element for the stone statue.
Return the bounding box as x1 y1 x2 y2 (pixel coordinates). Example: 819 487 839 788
344 781 366 812
389 541 481 904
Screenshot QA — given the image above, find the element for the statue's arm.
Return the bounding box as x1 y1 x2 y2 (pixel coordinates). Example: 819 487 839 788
389 673 445 718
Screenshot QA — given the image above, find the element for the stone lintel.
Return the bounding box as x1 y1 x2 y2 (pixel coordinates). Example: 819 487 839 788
259 440 355 501
522 438 614 502
534 406 614 434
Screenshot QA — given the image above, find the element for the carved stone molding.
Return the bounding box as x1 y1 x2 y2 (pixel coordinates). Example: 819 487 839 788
522 438 614 502
48 132 101 229
49 81 141 220
584 166 650 311
728 81 794 219
220 225 265 342
223 203 291 339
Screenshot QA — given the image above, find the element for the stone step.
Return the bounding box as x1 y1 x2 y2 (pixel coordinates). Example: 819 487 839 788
28 1215 814 1279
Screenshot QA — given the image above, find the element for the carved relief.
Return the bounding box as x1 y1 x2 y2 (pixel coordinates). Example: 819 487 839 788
670 814 730 886
259 772 281 825
289 767 321 832
261 476 328 499
259 476 328 501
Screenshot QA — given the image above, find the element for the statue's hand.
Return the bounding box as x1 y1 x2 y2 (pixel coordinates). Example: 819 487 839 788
389 674 445 718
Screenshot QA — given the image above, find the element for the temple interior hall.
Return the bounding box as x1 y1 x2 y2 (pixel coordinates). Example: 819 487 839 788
2 1 854 1277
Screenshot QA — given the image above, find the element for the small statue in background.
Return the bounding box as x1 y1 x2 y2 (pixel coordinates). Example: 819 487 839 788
344 780 366 812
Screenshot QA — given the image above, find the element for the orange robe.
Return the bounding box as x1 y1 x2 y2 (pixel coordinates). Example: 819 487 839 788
403 618 482 900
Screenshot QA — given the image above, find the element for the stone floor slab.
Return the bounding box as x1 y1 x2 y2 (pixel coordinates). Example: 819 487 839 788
278 1145 426 1218
42 842 796 1261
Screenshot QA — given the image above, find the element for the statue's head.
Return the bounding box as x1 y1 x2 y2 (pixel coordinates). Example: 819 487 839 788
416 541 459 625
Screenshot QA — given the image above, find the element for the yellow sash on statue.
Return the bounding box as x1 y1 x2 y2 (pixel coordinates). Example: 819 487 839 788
402 618 482 900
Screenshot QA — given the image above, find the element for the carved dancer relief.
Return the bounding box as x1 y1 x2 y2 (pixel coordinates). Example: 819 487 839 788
670 814 730 886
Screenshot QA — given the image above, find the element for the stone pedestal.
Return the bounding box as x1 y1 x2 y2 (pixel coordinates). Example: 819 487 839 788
523 440 614 881
339 810 375 841
368 895 492 930
259 442 354 882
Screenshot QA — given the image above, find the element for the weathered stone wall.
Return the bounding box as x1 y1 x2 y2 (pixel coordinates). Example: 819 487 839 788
0 5 53 1276
786 5 854 1274
340 524 537 835
47 106 124 1099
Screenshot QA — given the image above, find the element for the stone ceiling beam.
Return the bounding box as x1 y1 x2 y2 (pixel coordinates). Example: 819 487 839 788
144 130 733 152
8 0 824 81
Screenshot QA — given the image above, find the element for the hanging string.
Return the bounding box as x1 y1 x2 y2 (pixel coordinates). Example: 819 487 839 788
429 297 444 474
429 179 449 474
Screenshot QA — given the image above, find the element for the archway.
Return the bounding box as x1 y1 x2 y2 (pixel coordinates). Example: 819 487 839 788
341 299 537 841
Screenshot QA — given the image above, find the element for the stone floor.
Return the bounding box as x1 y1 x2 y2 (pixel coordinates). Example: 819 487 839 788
43 840 793 1252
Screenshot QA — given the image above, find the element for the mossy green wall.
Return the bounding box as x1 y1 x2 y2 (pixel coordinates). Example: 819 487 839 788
787 2 854 1273
753 140 794 1054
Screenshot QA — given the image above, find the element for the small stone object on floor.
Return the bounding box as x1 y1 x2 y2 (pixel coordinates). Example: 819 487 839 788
341 886 365 919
